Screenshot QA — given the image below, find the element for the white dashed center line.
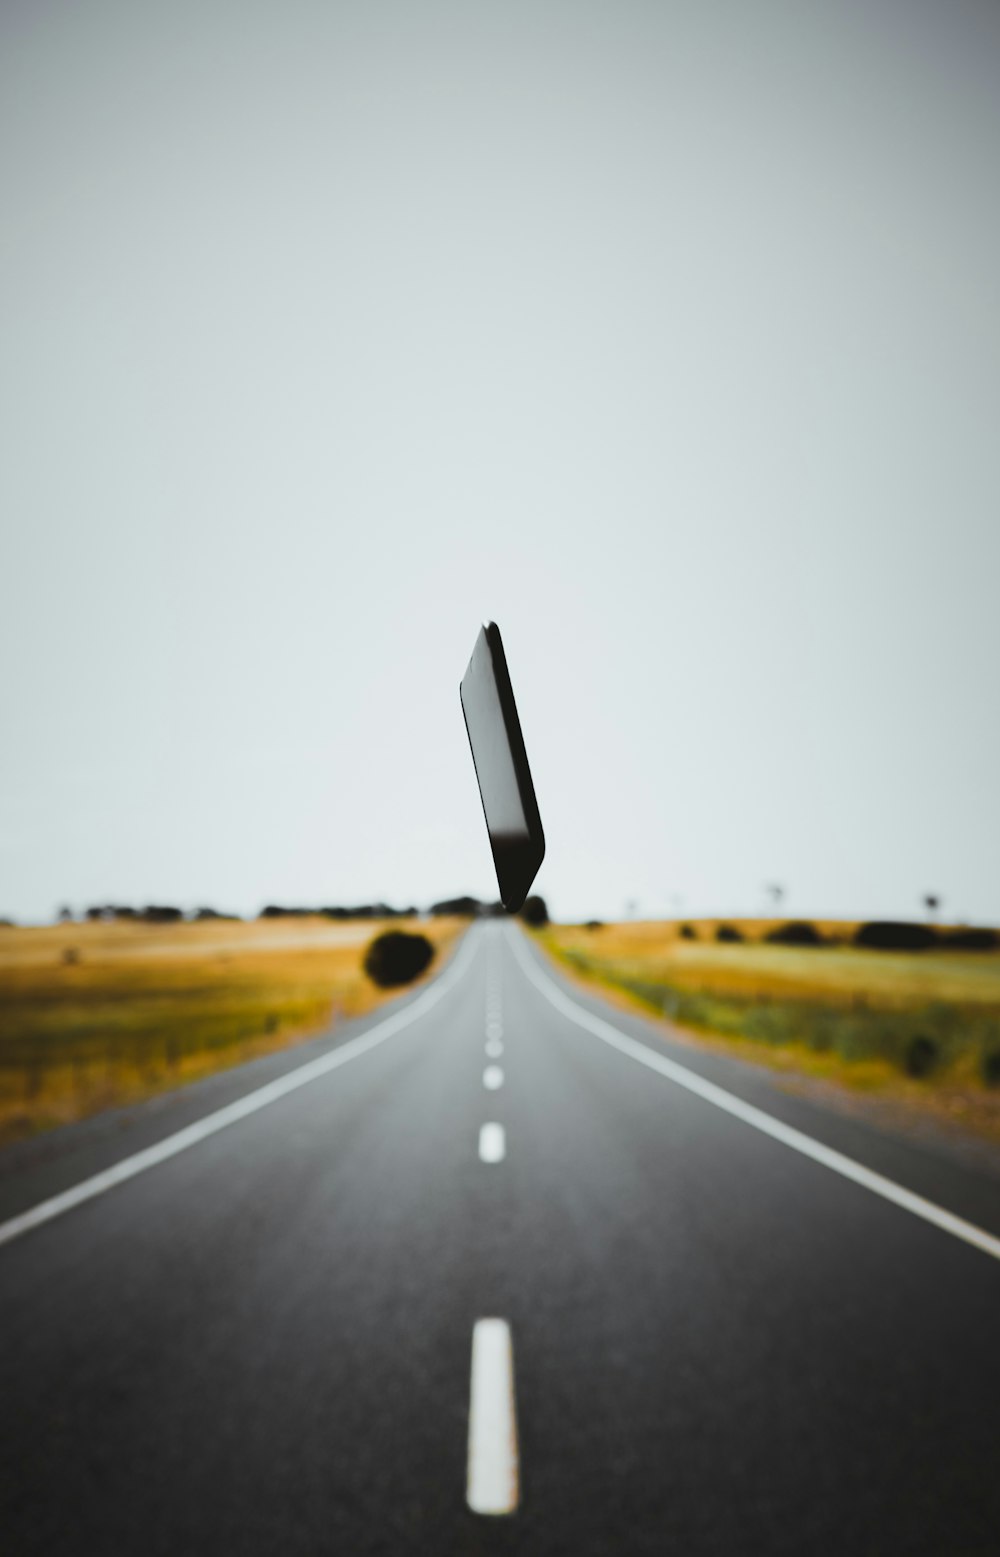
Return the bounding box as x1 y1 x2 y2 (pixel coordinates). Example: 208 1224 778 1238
483 1065 504 1091
485 1037 504 1059
478 1122 506 1163
467 1319 519 1515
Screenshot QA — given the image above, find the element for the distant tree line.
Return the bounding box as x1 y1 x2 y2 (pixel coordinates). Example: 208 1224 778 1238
66 905 242 924
428 895 548 923
853 921 997 952
689 919 999 951
259 903 418 920
429 895 505 918
57 903 554 921
49 901 1000 951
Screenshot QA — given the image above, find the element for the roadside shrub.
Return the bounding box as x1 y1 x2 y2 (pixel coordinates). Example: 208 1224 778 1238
520 895 549 928
855 921 937 952
142 906 183 924
904 1034 939 1079
584 920 604 931
765 921 823 946
715 924 743 943
678 923 697 940
981 1050 1000 1088
742 1004 794 1045
363 930 435 988
943 927 999 952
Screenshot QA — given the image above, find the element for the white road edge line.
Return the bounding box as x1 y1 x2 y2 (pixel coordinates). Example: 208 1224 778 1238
467 1318 519 1515
0 930 480 1252
510 930 1000 1265
479 1122 506 1163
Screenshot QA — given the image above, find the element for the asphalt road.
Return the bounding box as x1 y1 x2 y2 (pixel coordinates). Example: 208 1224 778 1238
1 922 999 1555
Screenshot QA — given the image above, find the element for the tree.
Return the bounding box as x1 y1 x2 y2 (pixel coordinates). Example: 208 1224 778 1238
520 895 549 928
765 921 823 946
363 930 434 987
855 921 936 951
430 896 483 917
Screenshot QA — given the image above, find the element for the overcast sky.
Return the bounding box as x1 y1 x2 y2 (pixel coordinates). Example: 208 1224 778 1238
2 0 999 925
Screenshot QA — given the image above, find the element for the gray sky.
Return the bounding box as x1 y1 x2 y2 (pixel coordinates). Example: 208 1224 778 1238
2 0 999 925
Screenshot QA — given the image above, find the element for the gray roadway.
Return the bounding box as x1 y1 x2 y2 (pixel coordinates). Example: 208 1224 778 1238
1 922 998 1555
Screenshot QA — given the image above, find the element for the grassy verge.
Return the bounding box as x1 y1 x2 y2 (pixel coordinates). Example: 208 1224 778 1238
0 917 463 1146
537 920 1000 1148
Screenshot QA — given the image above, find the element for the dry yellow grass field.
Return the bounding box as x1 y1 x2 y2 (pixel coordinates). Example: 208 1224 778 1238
0 916 464 1145
545 918 1000 1008
539 919 1000 1148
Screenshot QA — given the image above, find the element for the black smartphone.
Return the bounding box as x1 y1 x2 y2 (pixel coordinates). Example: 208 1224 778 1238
460 622 545 913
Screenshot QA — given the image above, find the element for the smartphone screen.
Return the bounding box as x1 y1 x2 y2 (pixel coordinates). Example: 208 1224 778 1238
460 622 545 912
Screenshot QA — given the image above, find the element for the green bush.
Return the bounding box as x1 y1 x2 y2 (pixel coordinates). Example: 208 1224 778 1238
765 921 823 946
363 931 435 988
715 924 743 943
981 1050 1000 1087
904 1035 939 1079
855 921 936 951
943 927 998 951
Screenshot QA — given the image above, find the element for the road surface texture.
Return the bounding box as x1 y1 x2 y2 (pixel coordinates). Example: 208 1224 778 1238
1 922 998 1555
